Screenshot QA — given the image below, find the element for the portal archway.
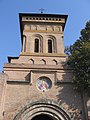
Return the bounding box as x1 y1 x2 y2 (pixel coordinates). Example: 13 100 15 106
13 99 71 120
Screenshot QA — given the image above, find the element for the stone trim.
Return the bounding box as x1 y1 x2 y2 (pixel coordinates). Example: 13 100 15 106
20 52 66 57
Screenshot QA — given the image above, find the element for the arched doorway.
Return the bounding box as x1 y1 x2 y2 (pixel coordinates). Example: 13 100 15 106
13 99 71 120
31 114 54 120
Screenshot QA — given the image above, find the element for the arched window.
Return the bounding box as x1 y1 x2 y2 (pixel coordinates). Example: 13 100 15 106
48 39 52 53
34 39 39 52
33 34 43 53
47 35 57 53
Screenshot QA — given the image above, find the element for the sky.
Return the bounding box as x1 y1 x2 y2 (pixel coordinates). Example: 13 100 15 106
0 0 90 72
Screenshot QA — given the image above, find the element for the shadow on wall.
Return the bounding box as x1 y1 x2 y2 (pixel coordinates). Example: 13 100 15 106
56 62 89 119
25 73 30 82
84 90 90 120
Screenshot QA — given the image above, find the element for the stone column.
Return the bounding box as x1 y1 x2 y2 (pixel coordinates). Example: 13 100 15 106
22 36 26 52
43 35 46 53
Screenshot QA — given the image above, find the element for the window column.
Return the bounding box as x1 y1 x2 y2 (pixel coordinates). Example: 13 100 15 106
22 36 26 52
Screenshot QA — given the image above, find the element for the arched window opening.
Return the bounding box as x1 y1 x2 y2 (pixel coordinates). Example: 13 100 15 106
34 39 39 52
48 39 52 53
33 34 43 53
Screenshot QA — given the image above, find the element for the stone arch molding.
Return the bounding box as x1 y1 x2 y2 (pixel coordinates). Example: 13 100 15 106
13 99 71 120
47 35 56 40
32 34 43 40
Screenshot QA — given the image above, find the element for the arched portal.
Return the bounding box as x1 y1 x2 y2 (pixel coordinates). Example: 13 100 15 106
13 99 71 120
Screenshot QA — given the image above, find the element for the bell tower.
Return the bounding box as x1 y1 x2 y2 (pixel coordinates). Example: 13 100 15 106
20 13 67 55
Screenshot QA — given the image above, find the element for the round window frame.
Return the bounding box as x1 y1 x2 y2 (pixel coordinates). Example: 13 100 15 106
36 76 52 92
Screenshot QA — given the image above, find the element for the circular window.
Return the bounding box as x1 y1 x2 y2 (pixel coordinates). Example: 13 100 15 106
37 77 52 92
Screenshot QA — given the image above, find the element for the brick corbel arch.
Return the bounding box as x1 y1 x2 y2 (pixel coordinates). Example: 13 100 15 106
13 99 71 120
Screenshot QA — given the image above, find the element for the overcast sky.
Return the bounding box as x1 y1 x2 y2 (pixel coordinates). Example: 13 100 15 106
0 0 90 72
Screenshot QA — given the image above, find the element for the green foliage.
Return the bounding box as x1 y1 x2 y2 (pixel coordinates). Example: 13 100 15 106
65 21 90 91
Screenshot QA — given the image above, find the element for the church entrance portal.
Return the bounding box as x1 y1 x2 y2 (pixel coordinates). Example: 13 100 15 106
13 100 71 120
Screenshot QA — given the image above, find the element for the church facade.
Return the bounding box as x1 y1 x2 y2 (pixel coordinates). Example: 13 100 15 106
0 13 90 120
